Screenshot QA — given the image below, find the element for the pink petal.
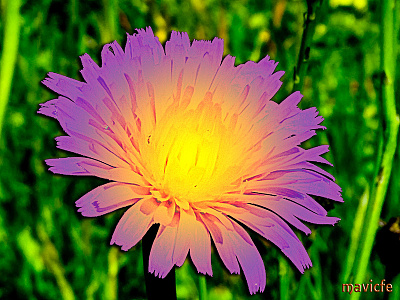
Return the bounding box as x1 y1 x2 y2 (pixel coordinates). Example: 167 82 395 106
189 214 213 275
172 208 193 267
165 31 190 78
201 212 266 294
200 213 240 274
140 196 159 215
149 225 177 278
54 135 130 169
210 55 237 101
153 200 176 226
45 157 147 185
37 99 58 119
252 169 343 203
41 72 85 102
230 221 266 295
38 96 138 169
126 27 165 65
110 197 155 251
245 185 326 215
230 204 312 273
249 197 340 235
75 182 150 217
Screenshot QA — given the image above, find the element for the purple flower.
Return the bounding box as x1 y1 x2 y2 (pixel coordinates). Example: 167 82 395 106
38 27 342 294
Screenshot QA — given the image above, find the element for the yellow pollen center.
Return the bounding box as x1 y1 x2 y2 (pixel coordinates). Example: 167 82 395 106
141 98 247 205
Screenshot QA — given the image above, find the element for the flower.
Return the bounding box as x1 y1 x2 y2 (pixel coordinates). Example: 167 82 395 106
38 27 342 294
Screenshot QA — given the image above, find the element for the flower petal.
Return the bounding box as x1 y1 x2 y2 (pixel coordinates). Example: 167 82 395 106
75 182 150 217
249 196 340 235
149 225 177 278
54 135 130 169
229 221 266 294
200 213 239 274
189 213 213 275
201 212 266 294
41 72 85 102
248 169 343 203
45 157 147 185
38 96 139 169
229 204 312 273
110 197 155 251
153 200 176 226
172 208 193 267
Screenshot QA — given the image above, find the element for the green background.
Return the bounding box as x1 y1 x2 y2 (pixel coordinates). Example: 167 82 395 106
0 0 399 299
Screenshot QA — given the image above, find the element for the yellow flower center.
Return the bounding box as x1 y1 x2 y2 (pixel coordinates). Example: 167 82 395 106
140 96 248 207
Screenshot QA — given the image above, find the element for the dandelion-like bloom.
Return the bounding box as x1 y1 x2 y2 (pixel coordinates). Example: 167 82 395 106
38 27 342 294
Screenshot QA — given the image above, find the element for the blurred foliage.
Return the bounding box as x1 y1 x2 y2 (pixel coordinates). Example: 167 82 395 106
0 0 399 299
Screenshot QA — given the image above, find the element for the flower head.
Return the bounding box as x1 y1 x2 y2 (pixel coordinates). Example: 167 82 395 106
38 27 342 294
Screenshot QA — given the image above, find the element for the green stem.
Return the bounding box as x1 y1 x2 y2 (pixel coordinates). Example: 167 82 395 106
292 0 322 93
342 187 369 283
99 0 119 44
280 2 325 296
106 247 119 300
279 256 290 300
198 274 208 300
350 1 399 299
0 0 22 139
